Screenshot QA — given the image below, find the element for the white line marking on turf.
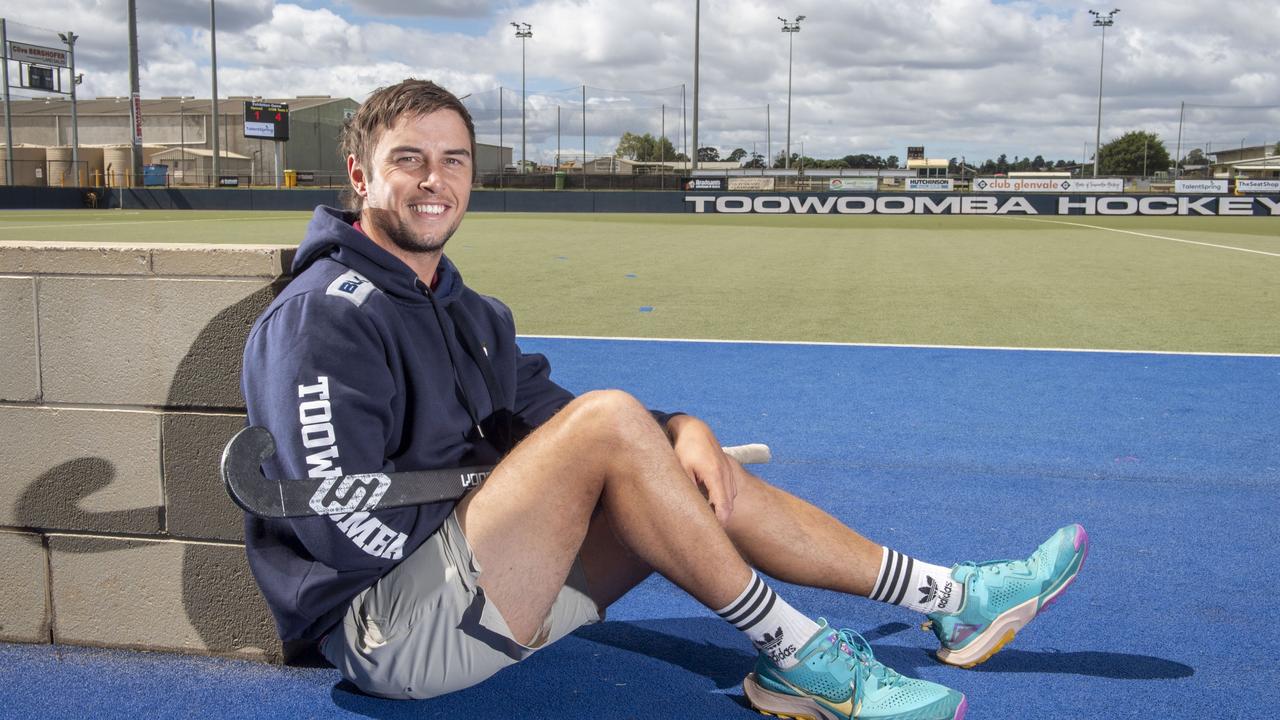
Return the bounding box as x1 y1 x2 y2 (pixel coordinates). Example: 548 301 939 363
0 214 302 231
1012 217 1280 258
519 334 1280 358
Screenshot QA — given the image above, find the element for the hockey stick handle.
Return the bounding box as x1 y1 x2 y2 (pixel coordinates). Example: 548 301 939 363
222 425 771 519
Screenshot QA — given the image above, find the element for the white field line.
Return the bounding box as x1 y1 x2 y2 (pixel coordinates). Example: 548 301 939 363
1010 217 1280 258
519 334 1280 359
0 214 302 231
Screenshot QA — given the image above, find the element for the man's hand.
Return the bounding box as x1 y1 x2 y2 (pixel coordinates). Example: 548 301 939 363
667 415 738 524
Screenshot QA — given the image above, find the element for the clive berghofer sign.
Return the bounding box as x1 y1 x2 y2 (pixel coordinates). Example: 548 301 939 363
683 194 1280 216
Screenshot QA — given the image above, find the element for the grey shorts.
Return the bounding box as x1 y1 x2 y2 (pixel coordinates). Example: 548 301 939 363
320 510 602 700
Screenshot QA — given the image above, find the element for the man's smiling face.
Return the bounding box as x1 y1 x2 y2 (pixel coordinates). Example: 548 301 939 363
352 108 473 256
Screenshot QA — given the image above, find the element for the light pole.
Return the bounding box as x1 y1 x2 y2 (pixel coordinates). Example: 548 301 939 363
58 31 81 183
1089 8 1118 178
778 15 805 170
511 22 532 174
210 0 221 185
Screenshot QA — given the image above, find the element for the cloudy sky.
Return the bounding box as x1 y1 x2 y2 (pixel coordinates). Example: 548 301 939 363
7 0 1279 166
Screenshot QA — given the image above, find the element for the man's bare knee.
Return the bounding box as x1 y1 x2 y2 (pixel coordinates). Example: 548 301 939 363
563 389 663 449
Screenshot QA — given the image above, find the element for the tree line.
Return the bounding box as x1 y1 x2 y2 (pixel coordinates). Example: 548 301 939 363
613 130 1273 175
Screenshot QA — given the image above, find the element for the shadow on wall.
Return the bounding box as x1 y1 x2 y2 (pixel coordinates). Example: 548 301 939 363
13 282 291 662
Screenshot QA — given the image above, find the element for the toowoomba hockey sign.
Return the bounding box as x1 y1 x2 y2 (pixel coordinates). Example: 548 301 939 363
683 194 1280 216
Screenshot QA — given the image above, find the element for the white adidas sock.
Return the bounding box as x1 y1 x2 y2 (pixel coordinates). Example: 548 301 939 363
715 570 821 669
870 547 964 615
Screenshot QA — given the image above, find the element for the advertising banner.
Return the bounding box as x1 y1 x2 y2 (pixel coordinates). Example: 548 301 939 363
683 193 1280 216
828 177 878 192
682 177 726 191
131 93 144 144
906 178 954 191
727 177 776 191
1234 179 1280 194
972 177 1123 193
7 41 69 67
1175 179 1228 194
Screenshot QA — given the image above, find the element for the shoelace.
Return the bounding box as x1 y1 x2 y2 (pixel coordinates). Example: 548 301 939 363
823 628 907 691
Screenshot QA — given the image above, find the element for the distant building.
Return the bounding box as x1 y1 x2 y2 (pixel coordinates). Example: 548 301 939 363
7 96 512 183
1209 145 1279 179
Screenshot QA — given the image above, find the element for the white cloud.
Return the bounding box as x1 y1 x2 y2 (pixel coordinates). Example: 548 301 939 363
12 0 1280 162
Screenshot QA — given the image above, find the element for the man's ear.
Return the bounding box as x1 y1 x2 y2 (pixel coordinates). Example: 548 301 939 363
347 154 367 197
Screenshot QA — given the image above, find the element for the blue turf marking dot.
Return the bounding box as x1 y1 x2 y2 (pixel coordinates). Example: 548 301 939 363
625 273 638 279
555 256 568 260
639 306 653 313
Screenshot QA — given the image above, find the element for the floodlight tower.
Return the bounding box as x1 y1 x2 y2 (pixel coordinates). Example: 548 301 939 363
779 14 805 170
1089 8 1119 178
512 22 532 174
58 31 80 180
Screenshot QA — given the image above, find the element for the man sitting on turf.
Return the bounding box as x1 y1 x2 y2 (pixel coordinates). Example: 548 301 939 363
240 78 1088 720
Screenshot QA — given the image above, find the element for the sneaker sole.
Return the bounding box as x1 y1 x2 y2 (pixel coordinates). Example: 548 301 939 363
743 673 968 720
743 672 835 720
937 525 1089 668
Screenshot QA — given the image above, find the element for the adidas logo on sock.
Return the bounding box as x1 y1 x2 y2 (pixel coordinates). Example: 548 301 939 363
760 627 798 664
919 576 955 610
761 627 785 650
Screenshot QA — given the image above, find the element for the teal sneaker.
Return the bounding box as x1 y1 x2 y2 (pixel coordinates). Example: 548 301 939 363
925 523 1089 668
744 620 966 720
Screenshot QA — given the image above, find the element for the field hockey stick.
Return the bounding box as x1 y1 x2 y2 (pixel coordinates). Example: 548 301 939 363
222 425 771 519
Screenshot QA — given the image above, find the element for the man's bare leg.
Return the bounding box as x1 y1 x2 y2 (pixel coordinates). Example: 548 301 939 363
721 461 886 596
456 390 752 645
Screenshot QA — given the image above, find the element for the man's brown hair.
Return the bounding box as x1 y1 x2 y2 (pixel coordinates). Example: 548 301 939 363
339 78 476 212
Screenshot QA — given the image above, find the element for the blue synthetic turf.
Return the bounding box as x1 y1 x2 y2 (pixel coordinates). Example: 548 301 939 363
2 339 1277 719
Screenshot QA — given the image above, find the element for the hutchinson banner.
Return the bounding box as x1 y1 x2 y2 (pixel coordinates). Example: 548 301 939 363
906 178 955 191
682 193 1280 216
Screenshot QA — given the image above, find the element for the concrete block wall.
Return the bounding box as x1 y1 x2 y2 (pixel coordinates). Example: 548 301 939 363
0 241 295 662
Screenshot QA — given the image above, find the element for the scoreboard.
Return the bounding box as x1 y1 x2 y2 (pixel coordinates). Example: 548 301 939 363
243 101 290 141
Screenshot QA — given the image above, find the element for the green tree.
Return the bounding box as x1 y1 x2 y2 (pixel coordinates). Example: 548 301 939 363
727 148 748 163
615 132 686 162
1181 148 1209 168
1098 130 1171 176
885 155 899 169
698 146 720 162
743 152 767 169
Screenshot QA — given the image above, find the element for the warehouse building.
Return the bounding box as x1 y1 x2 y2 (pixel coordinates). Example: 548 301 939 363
4 95 512 185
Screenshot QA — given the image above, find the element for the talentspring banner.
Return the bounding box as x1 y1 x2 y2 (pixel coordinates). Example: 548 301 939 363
683 194 1280 216
1175 179 1229 194
972 177 1124 193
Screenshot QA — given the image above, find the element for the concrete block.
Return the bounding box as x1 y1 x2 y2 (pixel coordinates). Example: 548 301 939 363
49 535 281 662
0 531 50 643
0 242 150 275
164 412 248 541
150 245 295 278
0 406 163 533
0 276 39 402
39 277 279 408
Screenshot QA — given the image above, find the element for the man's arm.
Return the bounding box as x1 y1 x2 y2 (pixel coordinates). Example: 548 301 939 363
243 295 431 568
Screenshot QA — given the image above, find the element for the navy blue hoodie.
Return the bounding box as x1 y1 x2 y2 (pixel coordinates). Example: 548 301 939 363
241 206 582 643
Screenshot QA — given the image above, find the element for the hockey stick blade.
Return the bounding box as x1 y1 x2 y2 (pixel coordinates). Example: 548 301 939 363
222 425 770 519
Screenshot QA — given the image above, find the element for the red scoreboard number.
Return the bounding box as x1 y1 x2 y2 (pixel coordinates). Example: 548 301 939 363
243 101 290 141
